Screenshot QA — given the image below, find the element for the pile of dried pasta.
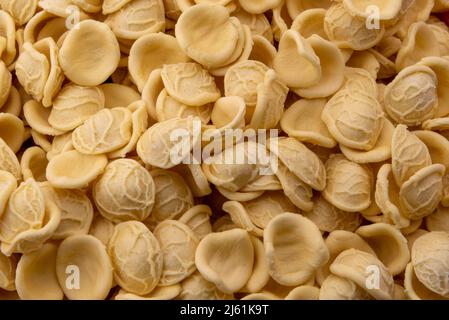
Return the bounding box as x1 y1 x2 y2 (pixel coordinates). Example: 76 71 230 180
0 0 449 300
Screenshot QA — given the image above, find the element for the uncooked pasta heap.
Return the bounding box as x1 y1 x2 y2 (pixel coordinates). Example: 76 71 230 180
0 0 449 301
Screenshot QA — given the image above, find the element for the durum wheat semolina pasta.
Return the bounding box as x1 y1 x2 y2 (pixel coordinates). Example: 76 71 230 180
0 0 449 301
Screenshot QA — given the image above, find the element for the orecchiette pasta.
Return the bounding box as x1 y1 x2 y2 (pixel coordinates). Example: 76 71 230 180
1 0 449 302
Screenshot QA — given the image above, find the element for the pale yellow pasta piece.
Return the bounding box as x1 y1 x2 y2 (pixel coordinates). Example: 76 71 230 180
232 9 273 43
56 234 113 300
71 0 102 13
175 4 241 69
384 65 438 126
172 164 212 197
268 137 326 191
38 0 83 17
374 163 410 229
418 56 449 117
206 23 254 77
375 36 402 58
224 60 269 107
20 146 48 182
0 170 16 216
340 67 378 97
179 271 233 300
15 38 63 107
291 8 327 39
137 117 200 169
72 107 132 155
154 220 199 286
330 249 395 300
210 96 245 130
0 10 16 65
141 68 164 121
275 162 313 212
59 19 120 86
264 213 328 286
292 35 345 99
115 284 181 300
100 83 140 109
406 229 428 253
273 30 321 88
240 235 269 293
0 61 11 109
128 33 189 92
342 0 402 20
240 174 282 192
412 232 449 298
15 42 50 101
241 292 278 300
46 132 73 161
23 100 66 136
0 138 20 180
49 84 105 131
42 185 94 240
216 187 264 202
396 22 440 71
93 159 155 223
15 243 63 300
109 100 149 159
280 98 336 148
108 221 162 295
249 35 277 68
30 130 52 153
35 17 67 44
238 0 281 14
0 113 25 153
0 179 61 256
426 205 449 232
391 124 432 186
399 164 445 220
195 228 254 293
46 150 108 189
284 285 319 300
442 173 449 207
346 50 380 79
178 204 212 240
222 201 264 237
319 274 373 300
414 130 449 169
428 18 449 56
202 141 260 192
323 154 372 212
163 0 181 19
324 3 384 50
0 251 16 291
322 89 384 151
102 0 132 14
260 275 311 299
89 215 115 246
1 86 22 117
148 169 194 223
404 262 448 300
270 1 291 42
156 89 211 124
238 191 297 229
340 118 394 164
304 195 362 233
104 0 165 40
161 63 220 107
316 230 376 286
285 0 331 20
34 37 64 107
355 223 410 276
